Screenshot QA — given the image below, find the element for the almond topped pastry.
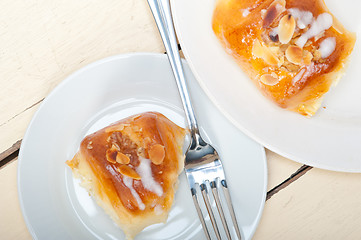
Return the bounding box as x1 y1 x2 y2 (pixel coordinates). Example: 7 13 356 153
66 112 186 239
212 0 356 116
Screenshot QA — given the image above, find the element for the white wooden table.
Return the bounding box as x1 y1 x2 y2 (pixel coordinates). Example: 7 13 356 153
1 0 360 239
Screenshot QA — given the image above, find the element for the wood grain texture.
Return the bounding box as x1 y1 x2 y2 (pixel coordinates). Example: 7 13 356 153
267 165 312 200
0 0 164 153
254 167 361 239
0 101 40 155
0 155 310 240
0 160 32 240
0 140 21 162
2 0 360 239
266 149 303 191
0 140 21 169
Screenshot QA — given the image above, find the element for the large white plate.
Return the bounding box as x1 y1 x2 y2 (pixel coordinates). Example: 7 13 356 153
171 0 361 172
18 54 266 240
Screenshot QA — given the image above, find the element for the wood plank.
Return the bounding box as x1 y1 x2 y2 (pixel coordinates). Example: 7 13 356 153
0 140 21 169
0 140 21 162
267 165 312 200
0 160 32 240
0 0 326 239
1 148 305 239
265 149 303 191
0 103 40 155
4 155 354 239
253 167 361 239
0 0 164 153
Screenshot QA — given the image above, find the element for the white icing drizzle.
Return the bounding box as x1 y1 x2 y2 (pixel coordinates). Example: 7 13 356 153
319 37 336 58
296 13 333 48
123 176 145 210
292 68 306 84
292 63 314 85
154 204 164 215
136 157 163 197
242 8 250 17
288 8 313 29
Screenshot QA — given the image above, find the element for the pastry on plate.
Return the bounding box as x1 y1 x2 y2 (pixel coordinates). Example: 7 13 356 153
66 112 186 239
212 0 356 116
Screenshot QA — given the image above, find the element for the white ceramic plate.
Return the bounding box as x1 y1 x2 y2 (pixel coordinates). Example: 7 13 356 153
171 0 361 172
18 54 266 240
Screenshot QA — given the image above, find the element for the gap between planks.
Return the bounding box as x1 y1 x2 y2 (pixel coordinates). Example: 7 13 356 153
1 139 313 199
266 165 313 200
0 140 22 169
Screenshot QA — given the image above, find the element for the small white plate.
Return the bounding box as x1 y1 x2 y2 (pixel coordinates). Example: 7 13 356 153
18 53 267 240
171 0 361 172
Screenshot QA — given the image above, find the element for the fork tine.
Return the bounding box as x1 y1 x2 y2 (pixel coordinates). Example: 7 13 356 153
190 187 211 240
211 180 232 240
200 183 222 240
146 0 241 238
221 179 242 239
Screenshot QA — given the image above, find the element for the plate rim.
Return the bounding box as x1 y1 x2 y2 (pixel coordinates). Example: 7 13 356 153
17 53 268 239
170 0 361 173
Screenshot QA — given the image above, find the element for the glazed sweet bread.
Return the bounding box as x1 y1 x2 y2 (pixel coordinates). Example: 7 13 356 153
212 0 356 116
66 112 186 239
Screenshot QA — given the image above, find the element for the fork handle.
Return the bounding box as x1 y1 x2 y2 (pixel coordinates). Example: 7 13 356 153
147 0 199 135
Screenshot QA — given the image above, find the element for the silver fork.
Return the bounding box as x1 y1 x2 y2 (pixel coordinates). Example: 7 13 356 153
147 0 242 239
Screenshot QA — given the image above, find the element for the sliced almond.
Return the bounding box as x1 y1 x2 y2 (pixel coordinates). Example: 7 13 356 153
143 137 152 148
268 46 280 55
107 132 123 147
112 142 121 151
260 74 280 86
137 146 146 157
106 148 117 164
252 39 280 66
105 124 130 133
262 0 286 28
285 45 303 65
117 165 141 180
303 51 313 65
148 144 165 165
116 152 131 164
131 126 143 132
313 49 322 61
263 51 281 66
252 39 265 58
283 61 301 72
279 55 285 66
131 114 141 121
87 141 93 150
278 15 296 44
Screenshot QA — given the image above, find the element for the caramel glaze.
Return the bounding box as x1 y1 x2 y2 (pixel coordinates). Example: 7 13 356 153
73 112 186 215
213 0 356 116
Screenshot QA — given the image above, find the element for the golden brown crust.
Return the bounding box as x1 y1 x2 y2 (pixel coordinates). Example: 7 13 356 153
66 112 186 239
213 0 356 116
